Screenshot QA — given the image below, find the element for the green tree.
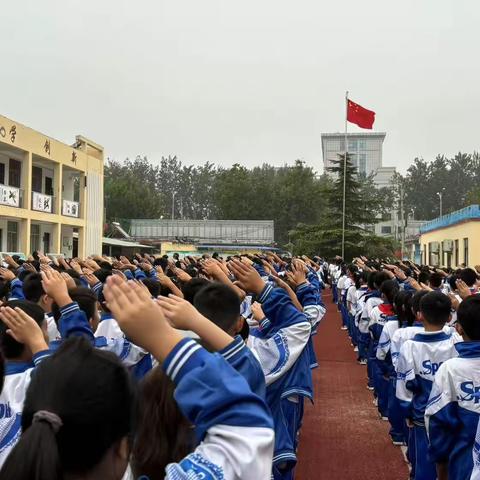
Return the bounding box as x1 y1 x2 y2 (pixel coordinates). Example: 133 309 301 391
288 154 392 260
104 156 165 221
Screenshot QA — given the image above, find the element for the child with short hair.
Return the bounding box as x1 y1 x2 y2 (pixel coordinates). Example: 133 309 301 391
425 295 480 480
396 291 459 480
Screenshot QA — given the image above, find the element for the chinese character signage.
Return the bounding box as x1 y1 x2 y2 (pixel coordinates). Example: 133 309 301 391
62 200 79 217
32 192 52 213
0 185 20 207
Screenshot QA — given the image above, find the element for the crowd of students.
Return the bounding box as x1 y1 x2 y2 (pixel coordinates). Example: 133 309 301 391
0 251 326 480
330 256 480 480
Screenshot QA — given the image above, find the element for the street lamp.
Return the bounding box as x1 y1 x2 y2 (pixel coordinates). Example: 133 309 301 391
436 189 445 217
171 191 176 220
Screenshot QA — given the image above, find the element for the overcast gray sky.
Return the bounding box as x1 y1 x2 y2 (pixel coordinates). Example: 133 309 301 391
1 0 478 173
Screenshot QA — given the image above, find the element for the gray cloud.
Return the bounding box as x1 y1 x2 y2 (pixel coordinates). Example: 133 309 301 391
1 0 478 173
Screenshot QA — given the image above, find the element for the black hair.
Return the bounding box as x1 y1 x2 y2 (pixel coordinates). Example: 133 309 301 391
418 271 430 285
367 272 377 290
22 273 45 303
373 271 391 290
394 290 415 327
0 300 45 359
419 291 452 325
141 278 161 298
182 278 210 304
193 283 240 334
429 272 443 289
0 280 9 302
0 337 134 479
448 274 459 292
93 269 113 284
459 268 478 288
131 366 192 479
98 261 113 271
411 290 429 315
457 295 480 340
379 280 399 305
52 288 97 326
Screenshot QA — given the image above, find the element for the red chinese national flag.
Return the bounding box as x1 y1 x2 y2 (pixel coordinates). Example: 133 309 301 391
347 99 375 129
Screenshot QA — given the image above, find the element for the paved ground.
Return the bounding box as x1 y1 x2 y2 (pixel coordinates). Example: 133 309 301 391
296 292 409 480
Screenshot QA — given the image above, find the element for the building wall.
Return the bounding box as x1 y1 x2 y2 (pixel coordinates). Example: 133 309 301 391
321 132 386 176
0 114 104 257
419 221 480 267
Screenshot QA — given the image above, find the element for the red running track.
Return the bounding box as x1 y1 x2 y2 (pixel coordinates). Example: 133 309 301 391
296 292 409 480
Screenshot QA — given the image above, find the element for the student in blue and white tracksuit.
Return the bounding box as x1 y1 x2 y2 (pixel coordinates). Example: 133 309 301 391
396 291 459 480
248 283 312 480
369 280 399 419
425 295 480 480
352 272 369 363
0 300 51 468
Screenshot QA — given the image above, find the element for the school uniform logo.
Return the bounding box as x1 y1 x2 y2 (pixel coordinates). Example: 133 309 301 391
458 382 480 403
421 360 443 376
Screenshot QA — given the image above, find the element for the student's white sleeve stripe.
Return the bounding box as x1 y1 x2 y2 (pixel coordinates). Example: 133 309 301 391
165 340 198 377
222 342 245 361
170 344 203 382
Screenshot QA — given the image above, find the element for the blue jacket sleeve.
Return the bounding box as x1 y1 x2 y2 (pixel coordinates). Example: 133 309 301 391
163 338 274 480
164 338 273 438
258 284 310 330
218 335 266 399
9 278 25 300
133 268 147 280
58 302 95 343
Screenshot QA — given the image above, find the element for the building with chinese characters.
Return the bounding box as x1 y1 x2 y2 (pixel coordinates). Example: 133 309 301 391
0 114 104 257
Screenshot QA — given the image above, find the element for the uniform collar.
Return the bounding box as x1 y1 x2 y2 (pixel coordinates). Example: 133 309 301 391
413 330 450 343
100 312 114 321
5 361 33 375
455 341 480 358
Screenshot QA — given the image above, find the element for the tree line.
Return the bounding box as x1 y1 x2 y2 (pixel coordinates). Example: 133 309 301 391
104 151 480 259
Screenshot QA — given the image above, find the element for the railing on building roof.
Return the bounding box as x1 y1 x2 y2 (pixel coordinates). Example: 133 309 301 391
420 205 480 234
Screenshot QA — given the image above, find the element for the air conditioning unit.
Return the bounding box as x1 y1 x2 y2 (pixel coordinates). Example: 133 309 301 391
430 252 439 266
429 242 440 253
442 239 454 252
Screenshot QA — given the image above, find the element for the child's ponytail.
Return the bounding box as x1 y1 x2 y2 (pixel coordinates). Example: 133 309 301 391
0 414 62 480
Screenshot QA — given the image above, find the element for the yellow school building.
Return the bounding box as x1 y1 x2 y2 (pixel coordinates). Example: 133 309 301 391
419 205 480 268
0 114 104 258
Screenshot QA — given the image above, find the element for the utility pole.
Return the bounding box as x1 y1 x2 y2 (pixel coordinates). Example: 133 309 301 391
171 191 176 220
400 184 405 260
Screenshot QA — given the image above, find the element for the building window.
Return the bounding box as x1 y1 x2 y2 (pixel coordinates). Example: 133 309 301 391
359 140 366 149
7 221 18 252
463 238 469 266
0 163 5 185
359 153 367 174
8 159 21 188
381 226 392 234
30 224 41 253
348 140 357 151
454 239 459 266
32 166 43 193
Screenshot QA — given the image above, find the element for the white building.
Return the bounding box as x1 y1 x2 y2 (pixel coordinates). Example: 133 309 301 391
321 132 396 188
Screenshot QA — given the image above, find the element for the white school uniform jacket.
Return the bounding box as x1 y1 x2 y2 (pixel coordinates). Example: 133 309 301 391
376 319 400 361
390 325 424 369
0 351 50 468
396 329 459 425
472 422 480 480
425 342 480 480
359 294 383 334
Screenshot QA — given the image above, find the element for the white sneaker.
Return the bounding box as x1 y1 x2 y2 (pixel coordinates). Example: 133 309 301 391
358 359 367 365
340 326 348 330
367 385 374 391
353 346 359 352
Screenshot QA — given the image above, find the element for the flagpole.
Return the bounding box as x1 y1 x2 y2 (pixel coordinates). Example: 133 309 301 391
342 91 348 260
